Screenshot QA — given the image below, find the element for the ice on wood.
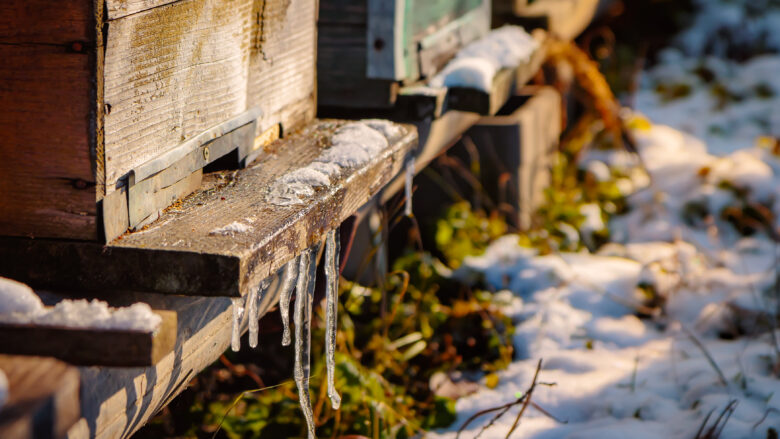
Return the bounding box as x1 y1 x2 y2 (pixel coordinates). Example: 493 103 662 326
279 257 300 346
430 26 538 91
209 221 253 236
266 121 399 206
0 278 161 332
324 230 342 410
230 297 244 352
293 244 320 439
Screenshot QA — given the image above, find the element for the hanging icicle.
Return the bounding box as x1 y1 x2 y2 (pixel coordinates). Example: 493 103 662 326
293 243 320 439
279 257 299 346
404 156 415 217
324 229 342 410
246 284 259 348
248 278 271 349
230 297 245 352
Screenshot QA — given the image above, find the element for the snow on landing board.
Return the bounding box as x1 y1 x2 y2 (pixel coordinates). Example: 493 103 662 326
0 279 176 366
0 120 418 298
434 28 547 115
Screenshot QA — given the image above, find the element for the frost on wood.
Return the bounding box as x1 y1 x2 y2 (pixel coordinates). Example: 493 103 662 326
404 156 415 217
430 26 538 91
293 244 320 439
0 277 161 332
266 120 401 206
230 297 244 352
279 257 300 346
209 221 253 236
324 229 342 410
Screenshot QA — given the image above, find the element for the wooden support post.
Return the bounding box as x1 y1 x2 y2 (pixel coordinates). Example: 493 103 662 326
0 355 80 439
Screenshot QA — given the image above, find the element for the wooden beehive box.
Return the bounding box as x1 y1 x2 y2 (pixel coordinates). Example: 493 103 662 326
0 0 317 242
318 0 491 109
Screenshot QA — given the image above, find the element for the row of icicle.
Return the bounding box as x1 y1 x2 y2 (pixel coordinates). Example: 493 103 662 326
227 158 414 438
229 229 340 439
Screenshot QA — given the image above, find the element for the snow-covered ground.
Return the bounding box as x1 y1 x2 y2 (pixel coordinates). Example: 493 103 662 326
433 1 780 437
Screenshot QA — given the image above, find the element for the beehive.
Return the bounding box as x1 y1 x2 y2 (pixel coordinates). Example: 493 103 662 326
318 0 491 109
0 0 317 241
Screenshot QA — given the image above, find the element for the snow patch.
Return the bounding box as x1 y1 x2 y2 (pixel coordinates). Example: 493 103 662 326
430 26 538 91
0 280 162 332
266 121 397 206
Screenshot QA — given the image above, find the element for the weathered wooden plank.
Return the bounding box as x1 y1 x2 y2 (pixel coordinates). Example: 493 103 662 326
0 43 98 240
444 30 547 115
0 120 417 297
0 355 80 439
102 0 253 194
247 0 317 136
0 311 176 367
366 0 405 80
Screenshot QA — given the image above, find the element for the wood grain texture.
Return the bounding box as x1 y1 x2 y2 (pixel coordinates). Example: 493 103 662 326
0 0 93 44
0 311 176 367
0 120 417 297
248 0 317 135
0 41 98 239
102 0 253 193
318 7 401 109
0 355 80 439
106 0 180 20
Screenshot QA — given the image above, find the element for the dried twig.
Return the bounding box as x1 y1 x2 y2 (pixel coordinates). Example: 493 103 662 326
504 359 543 438
694 400 738 439
456 359 550 439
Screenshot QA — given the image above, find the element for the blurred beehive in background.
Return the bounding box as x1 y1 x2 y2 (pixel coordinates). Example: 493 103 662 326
317 0 492 109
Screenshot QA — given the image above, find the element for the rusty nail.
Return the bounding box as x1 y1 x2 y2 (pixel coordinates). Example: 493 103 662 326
203 146 210 161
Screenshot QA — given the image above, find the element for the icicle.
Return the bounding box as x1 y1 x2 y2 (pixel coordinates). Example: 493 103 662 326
324 229 342 410
279 258 299 346
230 297 244 352
404 156 415 217
247 284 259 348
248 278 270 349
294 244 320 439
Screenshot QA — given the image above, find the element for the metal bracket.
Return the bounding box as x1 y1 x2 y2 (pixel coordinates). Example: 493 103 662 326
102 108 262 242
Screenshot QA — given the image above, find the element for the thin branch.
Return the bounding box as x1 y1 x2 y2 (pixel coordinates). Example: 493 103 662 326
505 359 543 438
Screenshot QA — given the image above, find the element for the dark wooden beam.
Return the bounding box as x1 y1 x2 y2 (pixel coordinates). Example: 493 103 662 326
0 310 176 367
